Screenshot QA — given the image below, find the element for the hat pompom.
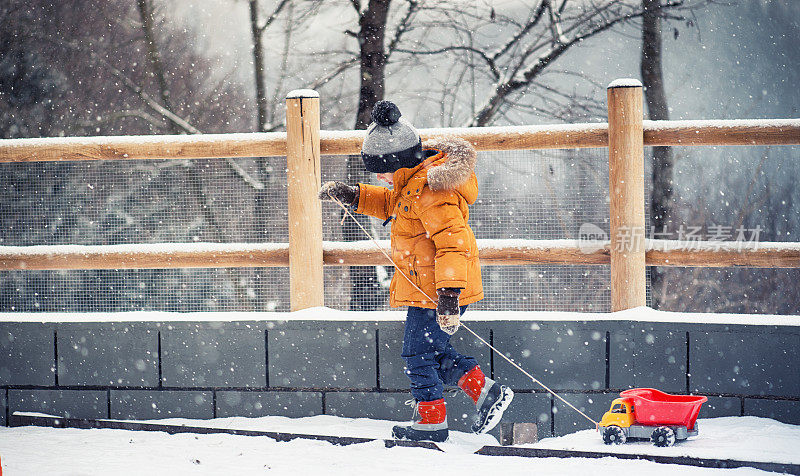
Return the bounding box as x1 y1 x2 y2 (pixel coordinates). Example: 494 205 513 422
371 100 402 127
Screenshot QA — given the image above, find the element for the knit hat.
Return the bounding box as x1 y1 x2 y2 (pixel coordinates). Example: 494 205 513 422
361 101 424 173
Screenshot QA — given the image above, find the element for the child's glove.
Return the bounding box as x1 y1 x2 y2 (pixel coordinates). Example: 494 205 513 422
436 287 462 335
319 181 359 207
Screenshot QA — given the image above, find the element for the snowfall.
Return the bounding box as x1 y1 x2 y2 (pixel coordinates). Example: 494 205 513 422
1 413 798 475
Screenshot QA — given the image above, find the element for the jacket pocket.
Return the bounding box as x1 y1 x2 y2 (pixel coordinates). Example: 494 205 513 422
408 260 421 288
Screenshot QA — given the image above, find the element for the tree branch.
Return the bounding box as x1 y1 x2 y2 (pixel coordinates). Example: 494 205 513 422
258 0 291 34
385 0 419 59
491 1 549 61
308 57 360 90
468 1 685 126
136 0 178 133
394 45 501 79
50 41 268 189
545 0 567 45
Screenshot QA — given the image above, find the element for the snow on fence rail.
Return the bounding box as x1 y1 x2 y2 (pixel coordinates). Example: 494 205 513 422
1 85 799 311
3 240 799 271
0 119 798 162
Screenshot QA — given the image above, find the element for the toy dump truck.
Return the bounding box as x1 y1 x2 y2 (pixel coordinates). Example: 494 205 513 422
599 388 707 447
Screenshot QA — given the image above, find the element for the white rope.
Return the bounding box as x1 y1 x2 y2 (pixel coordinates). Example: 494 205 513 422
328 195 599 427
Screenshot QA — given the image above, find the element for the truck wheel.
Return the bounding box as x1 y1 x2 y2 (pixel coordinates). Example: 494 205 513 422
602 425 627 445
651 426 676 447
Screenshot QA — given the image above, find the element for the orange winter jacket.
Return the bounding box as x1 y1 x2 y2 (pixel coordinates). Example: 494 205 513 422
356 136 483 309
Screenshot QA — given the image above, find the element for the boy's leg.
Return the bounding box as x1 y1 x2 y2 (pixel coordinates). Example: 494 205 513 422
394 306 449 442
401 306 448 402
432 307 514 435
434 306 479 385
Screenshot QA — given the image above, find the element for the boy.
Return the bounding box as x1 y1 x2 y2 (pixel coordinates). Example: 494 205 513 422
319 101 513 442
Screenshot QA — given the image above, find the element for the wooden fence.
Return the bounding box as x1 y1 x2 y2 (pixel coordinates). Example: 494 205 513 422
1 81 799 311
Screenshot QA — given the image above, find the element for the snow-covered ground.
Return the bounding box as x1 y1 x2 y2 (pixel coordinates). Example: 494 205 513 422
1 414 797 475
4 305 800 326
534 416 800 465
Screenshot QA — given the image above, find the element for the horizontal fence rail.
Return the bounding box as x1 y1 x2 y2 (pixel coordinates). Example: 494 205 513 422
1 119 798 163
646 240 800 268
0 243 292 269
643 119 800 147
2 240 799 270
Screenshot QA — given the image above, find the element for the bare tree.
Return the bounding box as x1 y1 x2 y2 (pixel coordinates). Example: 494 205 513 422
136 0 180 134
641 0 675 308
344 0 394 310
248 0 291 132
2 0 270 311
305 1 701 128
390 1 704 127
134 0 274 310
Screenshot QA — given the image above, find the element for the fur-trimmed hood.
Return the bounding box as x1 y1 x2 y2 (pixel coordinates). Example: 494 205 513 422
422 136 477 191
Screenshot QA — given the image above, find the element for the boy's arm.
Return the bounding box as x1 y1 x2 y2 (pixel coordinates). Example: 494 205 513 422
355 183 392 221
415 191 470 289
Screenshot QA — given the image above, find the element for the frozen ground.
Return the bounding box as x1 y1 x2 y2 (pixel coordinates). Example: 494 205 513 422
0 414 797 475
533 416 800 465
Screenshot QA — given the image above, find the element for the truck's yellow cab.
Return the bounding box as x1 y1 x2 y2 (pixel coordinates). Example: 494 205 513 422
599 398 635 428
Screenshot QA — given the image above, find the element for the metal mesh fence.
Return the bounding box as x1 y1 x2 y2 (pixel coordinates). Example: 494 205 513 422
0 268 290 313
6 143 795 314
0 149 608 312
1 147 613 313
1 157 292 312
320 149 612 311
646 145 800 315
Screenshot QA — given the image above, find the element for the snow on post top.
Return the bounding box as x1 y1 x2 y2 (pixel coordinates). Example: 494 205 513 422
607 78 643 89
286 89 320 99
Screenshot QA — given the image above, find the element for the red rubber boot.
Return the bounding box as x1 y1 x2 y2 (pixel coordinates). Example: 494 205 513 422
458 365 487 404
458 365 514 434
391 399 448 442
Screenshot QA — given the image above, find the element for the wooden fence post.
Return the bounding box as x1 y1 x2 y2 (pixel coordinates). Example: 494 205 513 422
286 90 323 311
607 79 646 311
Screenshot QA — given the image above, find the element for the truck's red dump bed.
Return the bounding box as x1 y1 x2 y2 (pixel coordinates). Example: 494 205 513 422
621 388 707 430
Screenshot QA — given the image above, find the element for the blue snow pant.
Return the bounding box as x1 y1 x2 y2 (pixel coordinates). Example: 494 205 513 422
402 306 479 402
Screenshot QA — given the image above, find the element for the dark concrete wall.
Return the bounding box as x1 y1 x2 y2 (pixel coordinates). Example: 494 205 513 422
1 318 798 436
